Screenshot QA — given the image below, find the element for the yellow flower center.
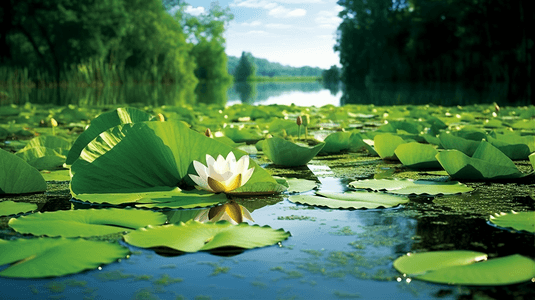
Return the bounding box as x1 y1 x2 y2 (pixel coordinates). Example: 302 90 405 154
207 174 242 193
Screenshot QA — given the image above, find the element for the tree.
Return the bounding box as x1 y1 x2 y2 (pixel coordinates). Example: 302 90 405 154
233 52 256 82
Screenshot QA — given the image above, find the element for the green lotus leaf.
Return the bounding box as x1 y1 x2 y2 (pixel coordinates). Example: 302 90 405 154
15 146 66 171
288 191 409 209
70 120 282 196
530 153 535 169
40 169 71 182
348 178 473 195
511 119 535 130
320 131 352 153
66 107 154 165
263 137 325 167
486 133 534 160
489 211 535 233
222 126 263 143
436 141 526 180
374 133 406 160
394 142 441 169
0 201 37 217
8 208 167 237
393 251 535 285
0 126 9 140
266 118 299 136
21 136 71 154
285 178 318 193
0 149 47 194
0 237 129 278
75 187 227 209
123 219 290 252
438 133 480 156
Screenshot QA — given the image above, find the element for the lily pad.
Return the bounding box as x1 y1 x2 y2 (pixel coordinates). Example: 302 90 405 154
374 134 406 160
348 178 473 195
70 120 283 196
0 201 38 217
15 147 66 170
66 107 154 165
489 211 535 233
0 148 47 194
0 238 129 278
8 208 167 237
284 178 318 193
393 251 535 285
438 133 480 156
394 142 441 169
40 169 71 182
123 219 290 252
436 141 526 180
263 137 325 167
74 187 227 209
288 191 409 209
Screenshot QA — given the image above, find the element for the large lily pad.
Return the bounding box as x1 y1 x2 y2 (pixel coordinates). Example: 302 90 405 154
70 120 283 196
374 133 406 160
15 147 66 170
8 208 167 237
0 201 38 217
348 178 473 195
393 251 535 285
394 142 441 169
75 187 228 209
436 141 527 180
0 238 129 278
288 191 409 209
489 211 535 233
123 220 290 252
487 133 533 160
66 107 155 165
438 133 481 156
284 178 318 193
0 148 47 194
263 137 324 167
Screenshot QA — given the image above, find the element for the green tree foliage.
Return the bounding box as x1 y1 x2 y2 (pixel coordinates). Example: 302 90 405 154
335 0 532 103
228 55 323 77
233 52 256 82
322 65 340 95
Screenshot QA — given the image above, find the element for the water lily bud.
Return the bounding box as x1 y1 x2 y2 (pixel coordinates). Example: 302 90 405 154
157 113 165 122
494 103 500 112
296 116 302 126
205 128 212 138
51 118 58 127
302 114 310 126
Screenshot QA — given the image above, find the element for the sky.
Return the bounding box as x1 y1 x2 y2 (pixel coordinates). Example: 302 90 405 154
180 0 343 69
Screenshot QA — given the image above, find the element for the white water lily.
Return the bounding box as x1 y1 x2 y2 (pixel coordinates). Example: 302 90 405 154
189 152 254 193
194 201 254 225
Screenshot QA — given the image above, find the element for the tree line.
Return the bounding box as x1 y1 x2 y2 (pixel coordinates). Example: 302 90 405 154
335 0 532 103
0 0 233 104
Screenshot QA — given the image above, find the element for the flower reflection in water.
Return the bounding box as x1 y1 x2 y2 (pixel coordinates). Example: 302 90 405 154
194 201 254 225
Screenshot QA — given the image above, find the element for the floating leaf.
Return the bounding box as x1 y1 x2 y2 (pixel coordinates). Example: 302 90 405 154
0 238 129 278
66 107 154 165
374 134 406 160
394 142 441 169
0 201 37 217
20 136 71 154
288 191 408 209
74 187 226 209
349 178 473 195
320 131 352 153
436 141 526 180
393 251 535 285
284 178 318 193
40 169 71 182
263 137 324 167
123 220 290 252
70 120 282 196
438 133 480 156
15 147 66 170
489 211 535 233
487 133 533 160
0 149 47 194
8 208 167 237
530 153 535 169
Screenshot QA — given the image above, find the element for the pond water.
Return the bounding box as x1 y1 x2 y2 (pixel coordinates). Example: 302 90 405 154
2 80 518 107
1 152 534 300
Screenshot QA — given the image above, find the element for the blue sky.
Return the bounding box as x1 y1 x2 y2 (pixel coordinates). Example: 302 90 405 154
181 0 343 69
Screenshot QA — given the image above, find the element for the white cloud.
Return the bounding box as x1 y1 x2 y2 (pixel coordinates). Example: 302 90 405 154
269 6 306 18
315 8 342 29
246 30 269 35
184 6 206 16
232 0 278 9
242 21 263 26
266 23 293 29
275 0 323 3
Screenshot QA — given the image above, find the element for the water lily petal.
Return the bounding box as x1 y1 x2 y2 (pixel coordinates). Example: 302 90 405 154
193 160 208 180
194 209 210 222
241 167 255 187
241 206 255 222
223 174 242 192
208 164 228 181
235 155 249 174
206 154 216 168
190 174 213 192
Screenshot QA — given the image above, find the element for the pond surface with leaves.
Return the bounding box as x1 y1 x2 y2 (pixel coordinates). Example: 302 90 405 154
0 102 534 300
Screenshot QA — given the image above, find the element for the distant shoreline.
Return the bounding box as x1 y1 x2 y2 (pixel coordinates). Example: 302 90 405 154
245 76 321 82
